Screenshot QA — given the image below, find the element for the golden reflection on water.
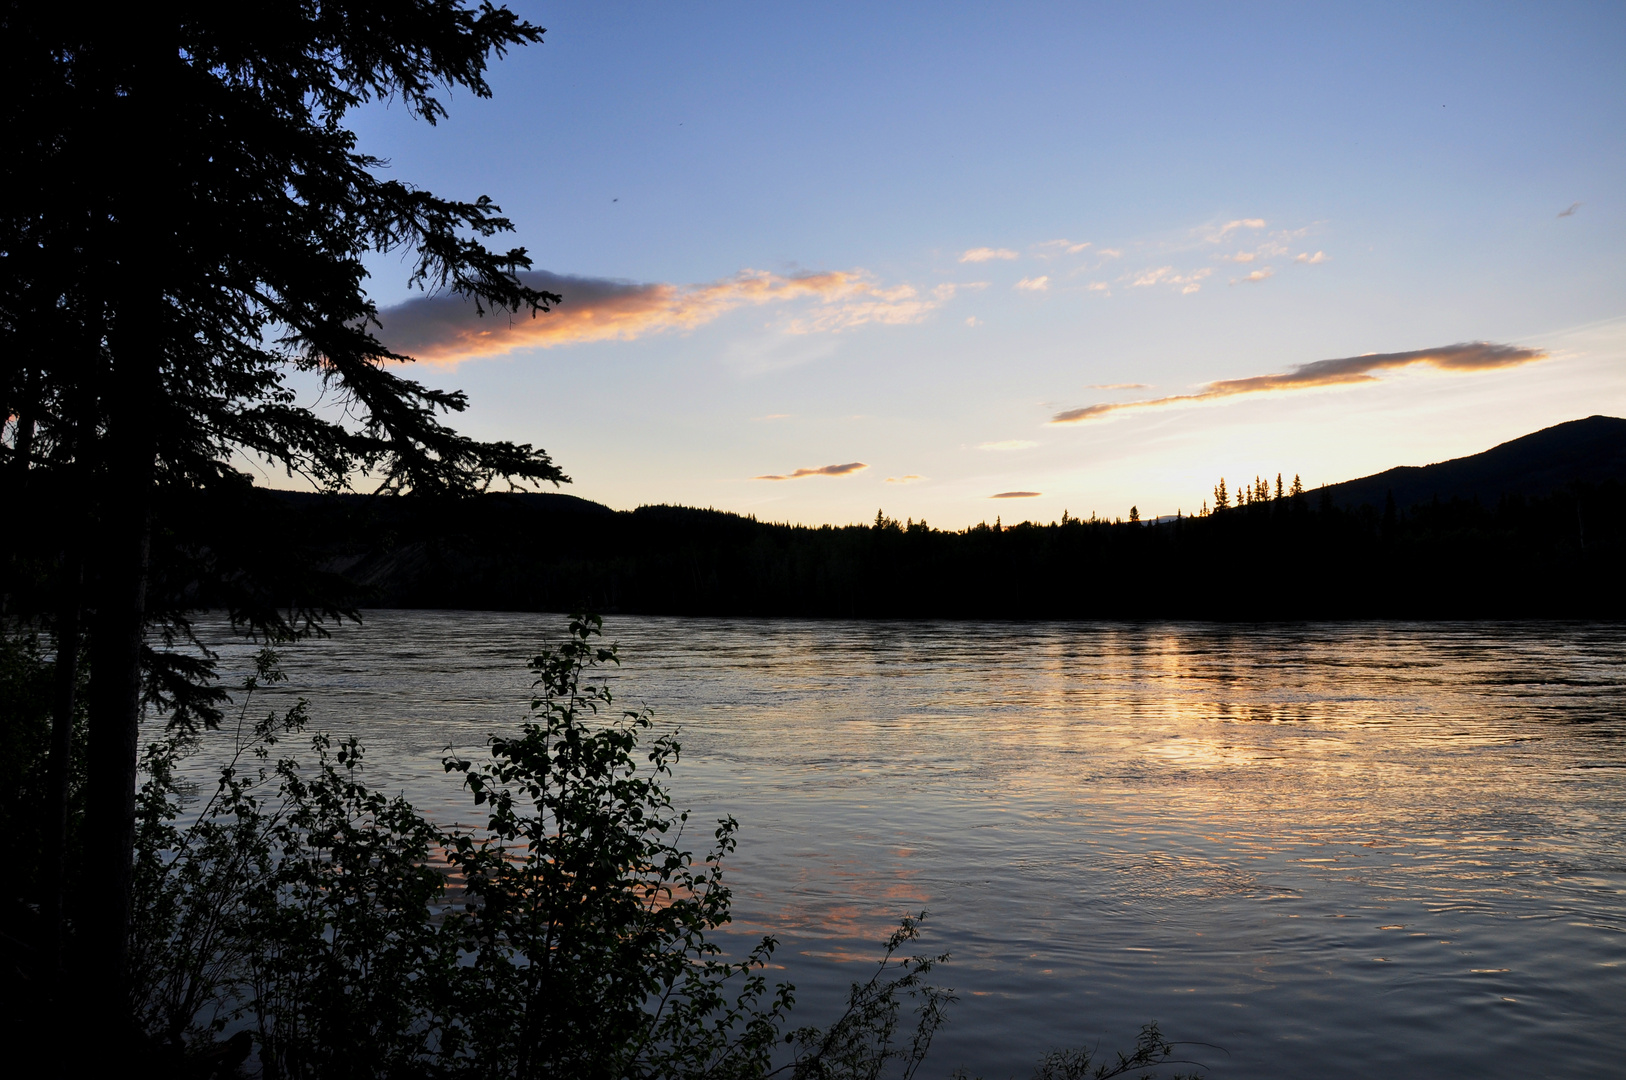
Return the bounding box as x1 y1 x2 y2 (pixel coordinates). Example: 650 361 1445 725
186 615 1626 1079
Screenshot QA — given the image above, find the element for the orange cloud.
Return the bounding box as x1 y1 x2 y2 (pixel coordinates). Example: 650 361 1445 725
1049 341 1547 424
991 491 1042 498
885 474 925 484
754 462 868 481
378 269 946 365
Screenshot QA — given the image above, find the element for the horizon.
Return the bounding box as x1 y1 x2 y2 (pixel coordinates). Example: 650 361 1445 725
270 410 1626 528
266 2 1624 528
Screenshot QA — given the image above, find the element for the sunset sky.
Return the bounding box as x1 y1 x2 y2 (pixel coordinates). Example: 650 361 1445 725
336 2 1624 526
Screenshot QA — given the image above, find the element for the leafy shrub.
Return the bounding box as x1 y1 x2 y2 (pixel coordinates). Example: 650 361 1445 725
439 614 793 1079
130 616 955 1079
133 651 457 1077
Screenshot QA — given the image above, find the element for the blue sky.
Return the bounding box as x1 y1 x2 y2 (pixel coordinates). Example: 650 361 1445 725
338 1 1625 525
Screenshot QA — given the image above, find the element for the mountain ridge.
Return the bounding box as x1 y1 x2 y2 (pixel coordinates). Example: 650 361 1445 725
1322 415 1626 511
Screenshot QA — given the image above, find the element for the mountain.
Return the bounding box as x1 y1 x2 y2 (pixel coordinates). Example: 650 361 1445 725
1322 415 1626 511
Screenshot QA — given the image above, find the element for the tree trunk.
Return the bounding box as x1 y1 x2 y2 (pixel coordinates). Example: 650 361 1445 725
39 546 82 993
80 25 170 1035
83 411 153 1026
81 240 160 1025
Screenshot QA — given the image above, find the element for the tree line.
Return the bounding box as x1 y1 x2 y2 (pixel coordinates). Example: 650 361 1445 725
1206 472 1304 514
269 478 1625 620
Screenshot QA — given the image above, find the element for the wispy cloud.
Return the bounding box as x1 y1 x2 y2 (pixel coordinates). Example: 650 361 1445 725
755 413 791 421
885 474 926 484
1085 282 1110 293
1088 382 1149 389
1232 268 1275 285
1294 251 1329 264
1227 252 1257 263
1014 276 1050 292
1207 218 1268 242
784 283 959 334
991 491 1042 498
978 440 1038 451
1097 248 1124 259
1034 239 1092 256
1130 266 1211 292
378 269 949 365
961 247 1019 263
754 462 869 481
1049 341 1547 424
1558 202 1582 218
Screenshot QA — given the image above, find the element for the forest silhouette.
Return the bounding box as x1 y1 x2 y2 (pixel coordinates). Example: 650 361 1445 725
259 417 1626 621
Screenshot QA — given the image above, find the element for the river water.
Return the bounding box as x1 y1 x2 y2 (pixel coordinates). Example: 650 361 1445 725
190 612 1626 1079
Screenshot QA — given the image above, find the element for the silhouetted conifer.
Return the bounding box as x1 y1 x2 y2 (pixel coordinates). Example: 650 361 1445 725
2 2 564 1035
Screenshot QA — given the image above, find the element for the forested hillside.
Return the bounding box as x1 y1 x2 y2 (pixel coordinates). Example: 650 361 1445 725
235 477 1622 620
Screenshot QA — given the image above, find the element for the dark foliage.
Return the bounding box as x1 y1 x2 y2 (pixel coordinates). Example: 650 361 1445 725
0 634 78 919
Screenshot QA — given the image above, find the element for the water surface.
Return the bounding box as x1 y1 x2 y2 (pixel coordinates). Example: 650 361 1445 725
192 613 1626 1079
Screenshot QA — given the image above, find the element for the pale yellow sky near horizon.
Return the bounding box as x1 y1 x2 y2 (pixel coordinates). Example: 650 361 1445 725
258 314 1626 527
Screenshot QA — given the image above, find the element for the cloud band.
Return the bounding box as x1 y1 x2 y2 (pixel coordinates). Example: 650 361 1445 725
1050 341 1546 424
754 462 868 481
380 269 951 365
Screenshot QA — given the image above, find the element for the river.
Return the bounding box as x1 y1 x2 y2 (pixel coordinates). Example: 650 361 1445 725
188 612 1626 1079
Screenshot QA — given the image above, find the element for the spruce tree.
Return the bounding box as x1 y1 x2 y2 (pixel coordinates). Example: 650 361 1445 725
2 1 565 1036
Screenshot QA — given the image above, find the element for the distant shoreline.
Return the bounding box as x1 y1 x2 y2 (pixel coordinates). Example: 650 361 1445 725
214 416 1624 622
